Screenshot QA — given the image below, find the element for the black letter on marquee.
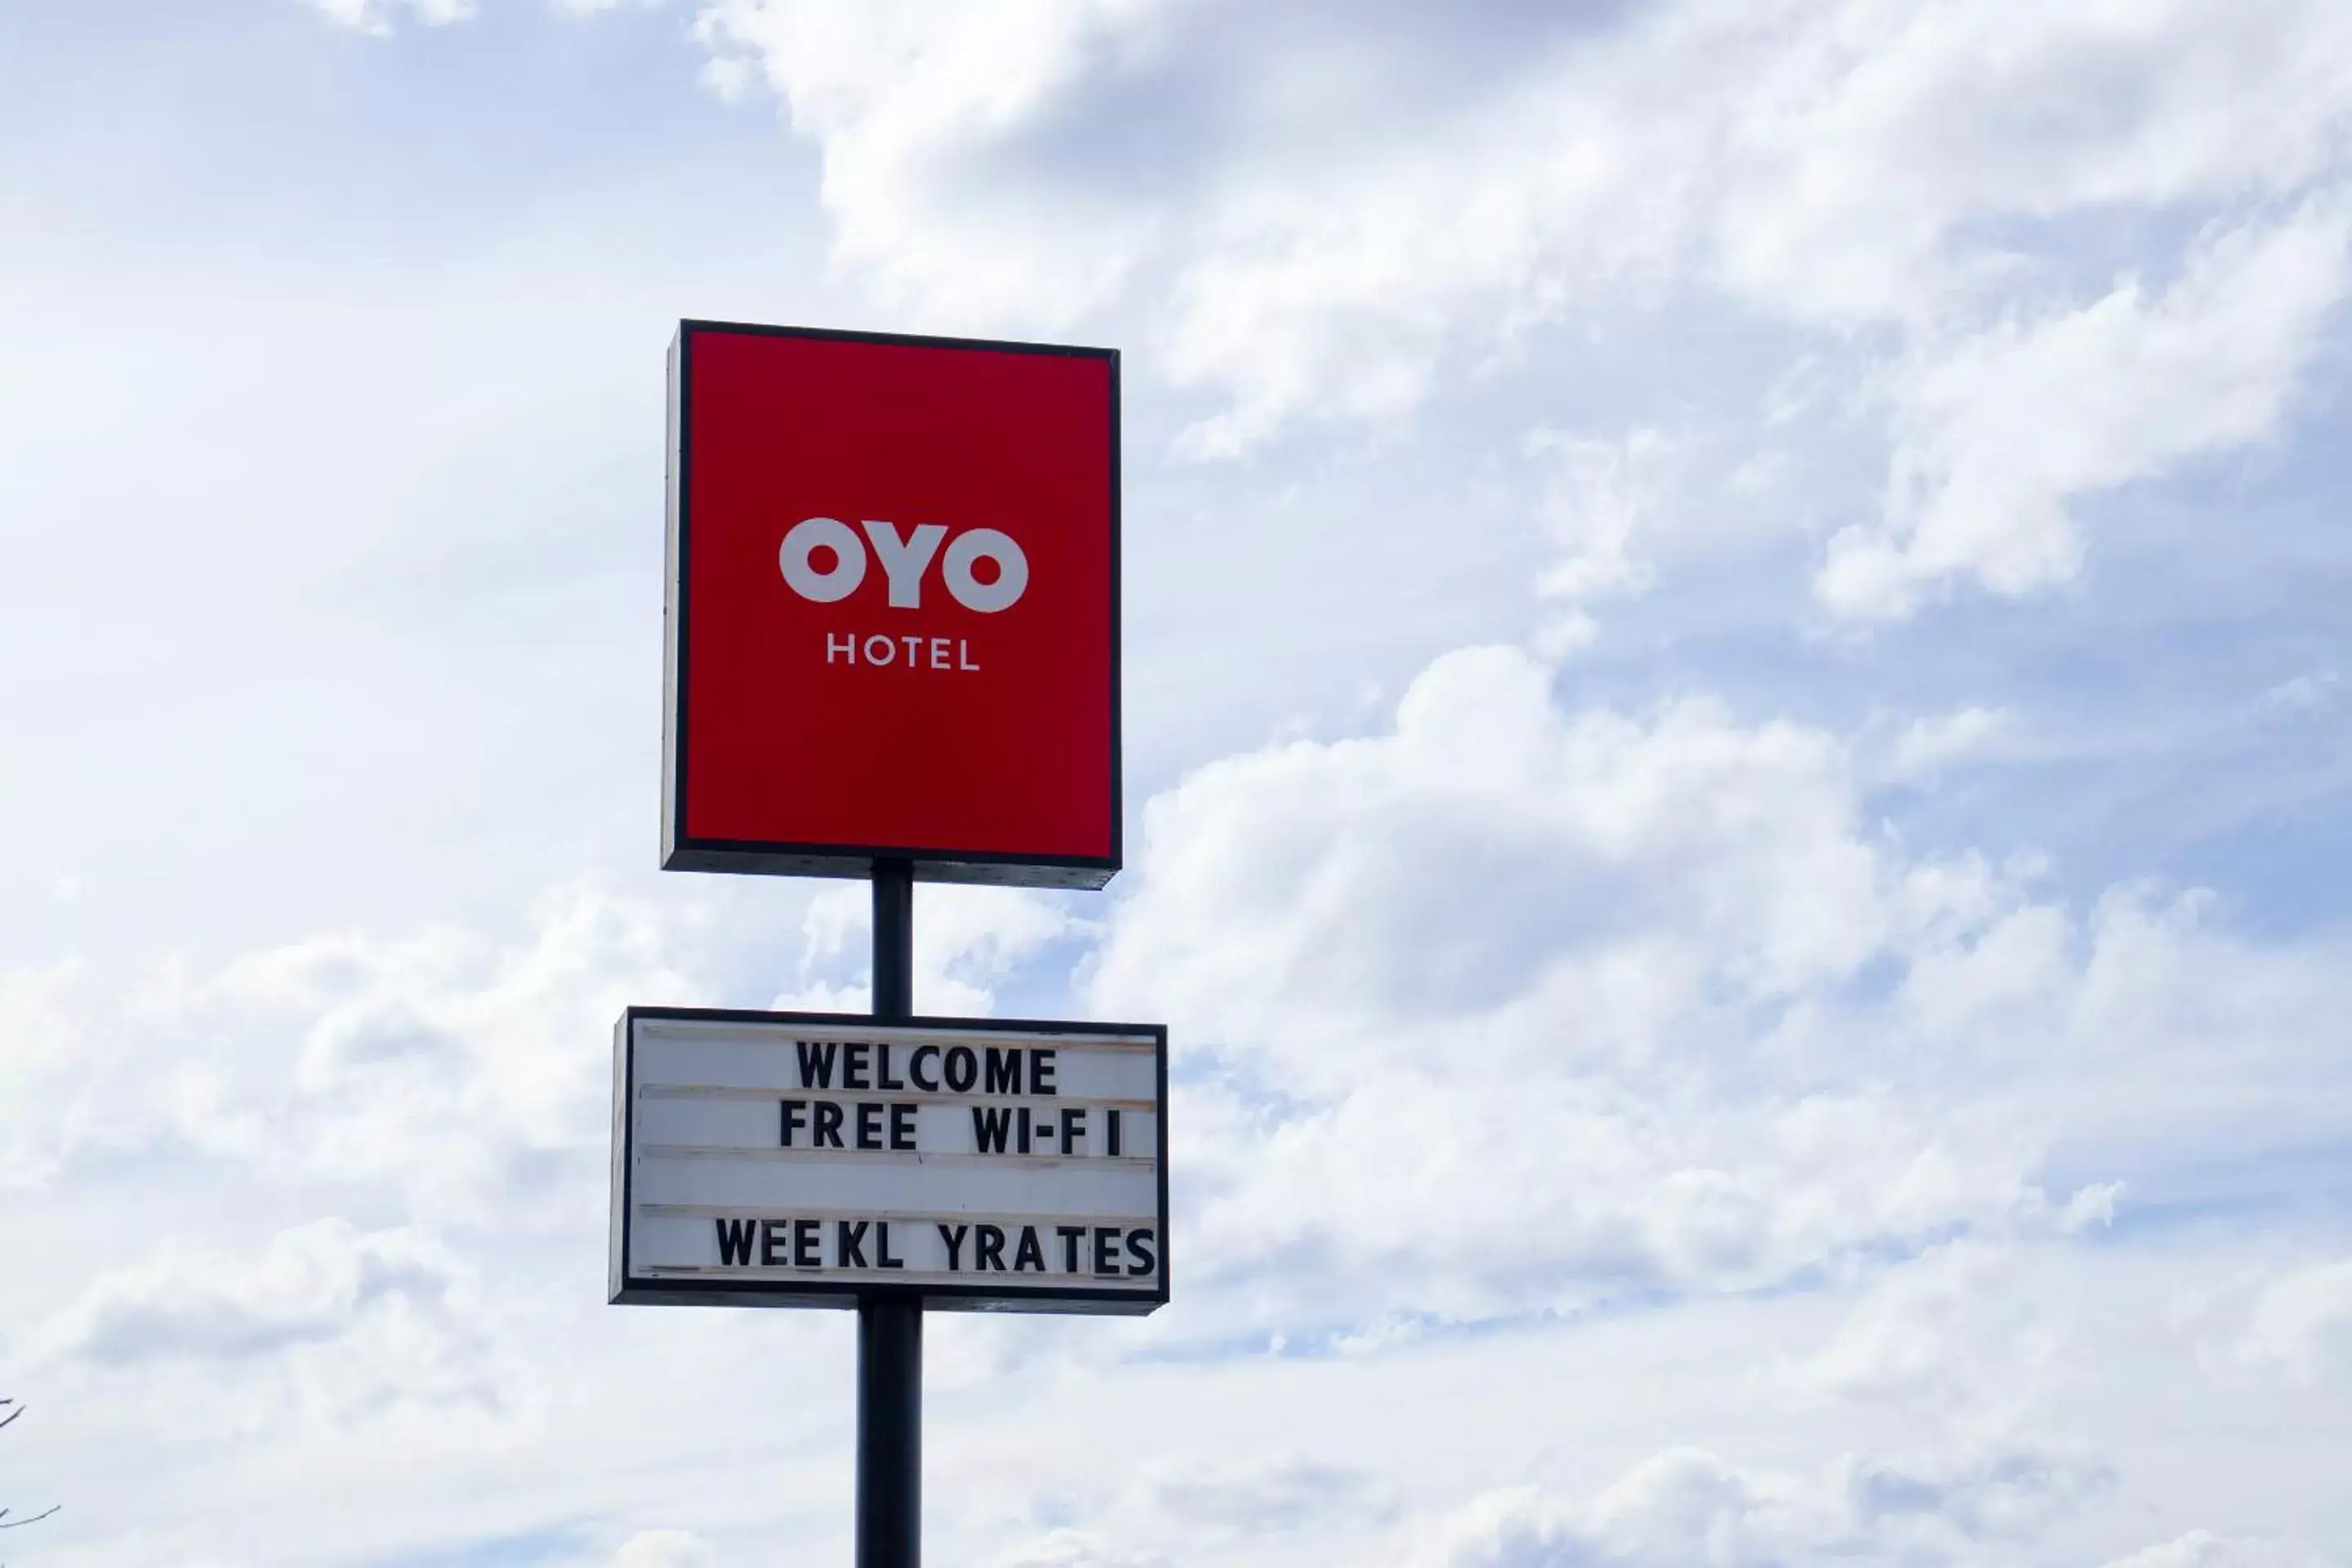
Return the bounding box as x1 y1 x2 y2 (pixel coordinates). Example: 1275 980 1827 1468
837 1220 870 1268
938 1223 968 1271
856 1102 883 1151
878 1222 905 1269
1057 1225 1085 1273
795 1218 822 1268
759 1220 786 1267
985 1047 1022 1095
814 1102 844 1148
1125 1228 1156 1276
1013 1225 1046 1272
910 1045 941 1092
795 1040 837 1089
844 1042 871 1089
879 1044 906 1091
890 1102 917 1151
945 1046 978 1094
716 1218 759 1266
1030 1049 1057 1094
1017 1106 1032 1154
975 1223 1007 1272
1061 1107 1085 1152
1107 1108 1121 1157
971 1107 1014 1154
1093 1227 1120 1276
779 1099 808 1147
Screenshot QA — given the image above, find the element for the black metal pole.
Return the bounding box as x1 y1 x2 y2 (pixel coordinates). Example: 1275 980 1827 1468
858 858 920 1568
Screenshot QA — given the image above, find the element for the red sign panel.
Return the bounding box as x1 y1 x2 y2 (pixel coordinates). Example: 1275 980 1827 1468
662 322 1120 887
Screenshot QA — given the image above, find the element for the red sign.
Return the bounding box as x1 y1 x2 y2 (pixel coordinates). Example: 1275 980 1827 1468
662 322 1120 887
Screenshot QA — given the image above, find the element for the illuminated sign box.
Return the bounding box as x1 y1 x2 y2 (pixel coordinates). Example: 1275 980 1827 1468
609 1008 1168 1314
661 321 1120 888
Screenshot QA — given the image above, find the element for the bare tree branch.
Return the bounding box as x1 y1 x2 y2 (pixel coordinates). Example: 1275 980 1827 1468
0 1396 59 1548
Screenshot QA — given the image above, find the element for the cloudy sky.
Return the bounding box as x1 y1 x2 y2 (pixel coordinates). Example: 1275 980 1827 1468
5 1 2352 1563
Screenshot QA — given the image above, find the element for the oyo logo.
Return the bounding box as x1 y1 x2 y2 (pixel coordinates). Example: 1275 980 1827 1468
779 517 1028 613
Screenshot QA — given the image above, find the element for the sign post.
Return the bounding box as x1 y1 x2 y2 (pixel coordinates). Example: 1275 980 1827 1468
862 859 918 1568
617 320 1156 1566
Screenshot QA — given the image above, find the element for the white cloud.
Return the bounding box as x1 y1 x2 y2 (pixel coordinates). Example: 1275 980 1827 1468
28 1218 503 1426
37 1218 454 1366
1820 203 2351 620
975 1455 1384 1568
693 0 1171 325
694 0 2352 627
1775 1241 2051 1419
983 1534 1169 1568
1407 1443 2112 1568
0 960 95 1187
604 1530 719 1568
1887 706 2013 781
2262 670 2341 713
1094 648 2006 1324
303 0 475 34
0 882 710 1236
1098 643 1892 1035
2102 1532 2336 1568
1085 640 2352 1339
1704 2 2352 324
1526 429 1672 658
2230 1258 2352 1379
164 883 701 1227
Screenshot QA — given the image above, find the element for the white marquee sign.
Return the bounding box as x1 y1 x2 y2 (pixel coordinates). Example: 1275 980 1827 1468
610 1008 1167 1313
